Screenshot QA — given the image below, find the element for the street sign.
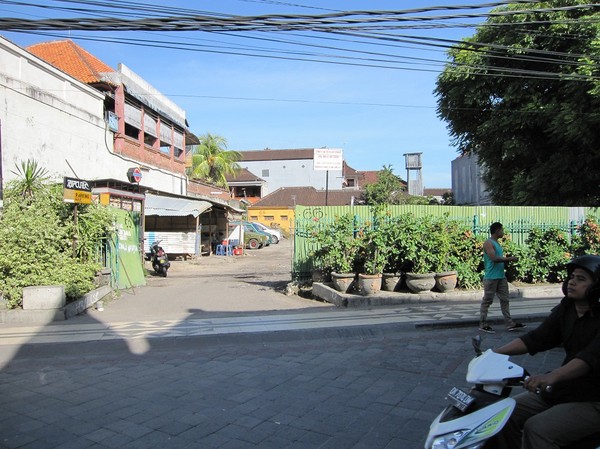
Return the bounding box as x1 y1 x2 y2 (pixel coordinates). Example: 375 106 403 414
63 177 92 204
313 148 343 171
127 167 143 183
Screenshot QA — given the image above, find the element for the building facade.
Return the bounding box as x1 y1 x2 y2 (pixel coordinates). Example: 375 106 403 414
451 153 492 205
237 148 344 196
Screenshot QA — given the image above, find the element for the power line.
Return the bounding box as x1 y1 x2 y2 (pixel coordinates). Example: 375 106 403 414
2 1 599 82
1 2 595 31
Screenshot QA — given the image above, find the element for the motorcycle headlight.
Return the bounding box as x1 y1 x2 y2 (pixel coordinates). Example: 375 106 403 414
431 430 484 449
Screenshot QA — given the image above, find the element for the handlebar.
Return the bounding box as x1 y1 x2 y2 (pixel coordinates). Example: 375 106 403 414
524 376 553 393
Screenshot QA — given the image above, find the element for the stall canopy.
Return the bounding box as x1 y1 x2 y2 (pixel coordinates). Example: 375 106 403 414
145 193 212 217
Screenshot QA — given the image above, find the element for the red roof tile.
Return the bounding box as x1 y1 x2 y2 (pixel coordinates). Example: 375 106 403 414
225 168 264 183
27 40 114 84
238 149 315 161
251 186 365 208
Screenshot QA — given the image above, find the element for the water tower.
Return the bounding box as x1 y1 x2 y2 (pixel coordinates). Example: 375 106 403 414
403 152 423 196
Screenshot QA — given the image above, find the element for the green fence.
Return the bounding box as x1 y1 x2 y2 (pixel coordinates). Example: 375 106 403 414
292 205 600 281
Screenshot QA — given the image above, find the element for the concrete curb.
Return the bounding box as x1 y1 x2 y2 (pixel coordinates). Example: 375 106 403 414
312 282 563 307
0 285 113 324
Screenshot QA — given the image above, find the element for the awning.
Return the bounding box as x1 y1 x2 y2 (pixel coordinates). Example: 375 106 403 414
145 193 212 218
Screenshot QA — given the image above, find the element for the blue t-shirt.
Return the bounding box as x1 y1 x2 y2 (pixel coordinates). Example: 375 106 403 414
483 239 505 280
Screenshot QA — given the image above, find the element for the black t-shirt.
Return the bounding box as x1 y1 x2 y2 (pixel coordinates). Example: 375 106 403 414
520 297 600 399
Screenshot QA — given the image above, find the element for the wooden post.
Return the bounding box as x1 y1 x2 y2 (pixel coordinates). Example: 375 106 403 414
72 204 78 258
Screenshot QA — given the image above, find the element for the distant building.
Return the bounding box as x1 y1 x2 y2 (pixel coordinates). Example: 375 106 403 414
237 148 344 195
424 188 452 203
226 168 266 204
451 153 492 205
248 186 365 233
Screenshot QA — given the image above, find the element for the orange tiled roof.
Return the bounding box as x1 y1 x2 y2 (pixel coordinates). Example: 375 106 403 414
27 40 114 84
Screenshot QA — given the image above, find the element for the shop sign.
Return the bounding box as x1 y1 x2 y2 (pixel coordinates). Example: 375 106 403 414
63 177 92 204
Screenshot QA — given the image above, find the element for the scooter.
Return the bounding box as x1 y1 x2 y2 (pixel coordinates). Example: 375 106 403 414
425 336 600 449
150 240 170 277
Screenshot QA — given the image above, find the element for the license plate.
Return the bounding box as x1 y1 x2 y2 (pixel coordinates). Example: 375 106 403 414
447 387 475 412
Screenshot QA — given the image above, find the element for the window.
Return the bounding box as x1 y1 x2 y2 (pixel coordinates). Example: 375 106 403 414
250 215 258 220
125 123 139 139
280 215 288 221
144 134 157 147
160 141 171 154
264 215 275 221
262 169 269 177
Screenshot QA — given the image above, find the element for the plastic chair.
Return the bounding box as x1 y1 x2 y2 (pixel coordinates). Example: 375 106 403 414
215 244 226 256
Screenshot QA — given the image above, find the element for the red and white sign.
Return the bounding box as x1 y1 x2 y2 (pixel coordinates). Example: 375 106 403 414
127 167 142 183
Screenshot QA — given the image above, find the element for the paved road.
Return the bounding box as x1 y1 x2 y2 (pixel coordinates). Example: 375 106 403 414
0 240 566 448
1 323 563 449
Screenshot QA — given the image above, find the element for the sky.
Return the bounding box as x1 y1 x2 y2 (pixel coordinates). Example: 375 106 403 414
0 0 490 188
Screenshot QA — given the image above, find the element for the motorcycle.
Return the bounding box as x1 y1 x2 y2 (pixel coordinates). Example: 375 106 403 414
425 336 600 449
150 240 170 277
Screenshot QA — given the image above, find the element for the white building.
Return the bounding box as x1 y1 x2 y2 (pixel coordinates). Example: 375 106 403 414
237 148 344 196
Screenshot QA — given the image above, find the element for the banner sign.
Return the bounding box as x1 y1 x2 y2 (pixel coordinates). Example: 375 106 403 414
63 177 92 204
313 148 343 171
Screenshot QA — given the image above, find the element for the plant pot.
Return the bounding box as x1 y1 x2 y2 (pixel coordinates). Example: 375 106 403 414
382 272 402 292
405 272 436 293
358 273 382 296
312 268 330 283
331 272 355 293
435 271 458 292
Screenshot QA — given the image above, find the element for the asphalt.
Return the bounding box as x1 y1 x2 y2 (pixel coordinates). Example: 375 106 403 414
0 240 568 449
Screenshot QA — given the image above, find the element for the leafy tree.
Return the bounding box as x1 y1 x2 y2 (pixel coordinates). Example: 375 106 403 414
442 191 455 205
435 1 600 205
187 133 242 187
362 165 407 205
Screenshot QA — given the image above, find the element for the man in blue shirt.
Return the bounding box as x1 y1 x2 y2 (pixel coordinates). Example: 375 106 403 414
479 222 526 333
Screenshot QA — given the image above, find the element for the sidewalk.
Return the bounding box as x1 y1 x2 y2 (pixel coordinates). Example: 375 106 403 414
0 239 565 347
0 288 563 348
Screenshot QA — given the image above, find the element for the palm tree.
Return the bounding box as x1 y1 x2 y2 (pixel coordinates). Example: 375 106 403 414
187 133 242 187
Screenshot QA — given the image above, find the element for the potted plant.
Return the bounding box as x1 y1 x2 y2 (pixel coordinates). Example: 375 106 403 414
356 227 387 296
431 218 459 293
379 216 403 292
309 214 358 292
401 215 437 293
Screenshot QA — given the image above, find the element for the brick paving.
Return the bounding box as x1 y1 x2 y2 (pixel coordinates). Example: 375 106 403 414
0 241 567 448
0 323 562 449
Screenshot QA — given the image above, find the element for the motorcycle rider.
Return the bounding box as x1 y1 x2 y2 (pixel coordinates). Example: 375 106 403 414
492 255 600 448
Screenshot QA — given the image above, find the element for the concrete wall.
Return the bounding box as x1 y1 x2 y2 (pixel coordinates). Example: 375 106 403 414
0 36 186 195
240 159 343 195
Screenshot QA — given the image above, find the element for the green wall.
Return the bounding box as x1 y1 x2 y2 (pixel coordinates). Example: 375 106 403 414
293 205 600 280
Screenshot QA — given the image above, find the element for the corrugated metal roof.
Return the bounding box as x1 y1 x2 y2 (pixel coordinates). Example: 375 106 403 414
145 194 212 218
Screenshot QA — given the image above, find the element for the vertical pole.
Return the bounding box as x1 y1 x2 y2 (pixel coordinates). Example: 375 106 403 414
72 204 78 257
325 170 329 206
195 215 200 257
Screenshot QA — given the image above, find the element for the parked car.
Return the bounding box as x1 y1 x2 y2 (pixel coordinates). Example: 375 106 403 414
231 221 270 249
251 222 282 244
